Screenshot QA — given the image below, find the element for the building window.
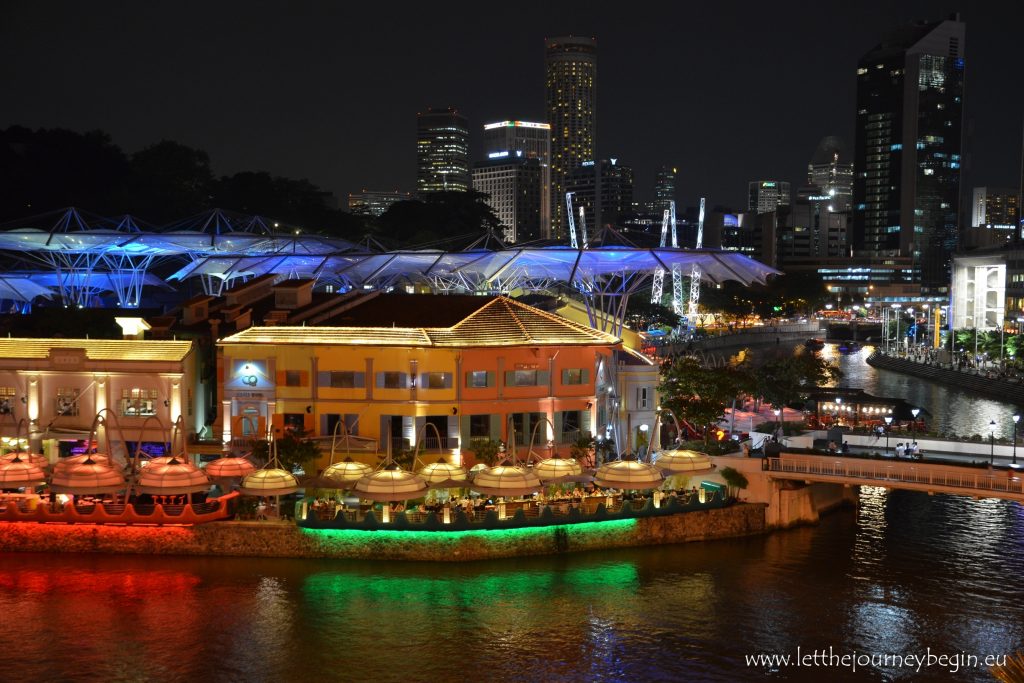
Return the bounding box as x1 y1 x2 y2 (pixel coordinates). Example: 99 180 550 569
469 414 491 438
329 371 364 388
561 368 589 385
466 370 493 388
505 370 547 387
283 413 305 431
284 370 302 387
636 387 650 410
0 387 14 415
377 372 407 389
120 388 157 417
421 372 452 389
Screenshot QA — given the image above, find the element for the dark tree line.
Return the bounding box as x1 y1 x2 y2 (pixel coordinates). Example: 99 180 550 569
0 126 499 247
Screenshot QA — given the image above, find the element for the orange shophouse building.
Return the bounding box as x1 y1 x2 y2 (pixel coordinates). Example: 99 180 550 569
216 294 651 469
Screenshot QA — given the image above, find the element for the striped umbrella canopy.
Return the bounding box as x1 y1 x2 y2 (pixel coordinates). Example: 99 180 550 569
0 454 47 488
49 457 127 494
240 467 299 496
1 451 49 468
322 457 373 486
533 457 584 483
135 458 211 494
652 449 714 475
418 458 469 489
593 458 664 490
353 464 429 502
205 455 257 479
470 465 544 497
53 453 114 474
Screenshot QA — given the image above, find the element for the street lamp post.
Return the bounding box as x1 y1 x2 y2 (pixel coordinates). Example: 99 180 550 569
911 408 920 443
1014 414 1020 465
835 397 842 426
990 419 997 465
884 415 893 455
773 408 781 441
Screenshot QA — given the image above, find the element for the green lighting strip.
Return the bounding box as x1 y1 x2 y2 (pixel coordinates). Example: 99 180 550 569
299 517 637 542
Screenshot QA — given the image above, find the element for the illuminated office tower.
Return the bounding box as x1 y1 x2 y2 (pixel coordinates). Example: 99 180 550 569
545 35 597 238
483 121 551 237
748 180 791 214
416 107 470 194
852 15 965 291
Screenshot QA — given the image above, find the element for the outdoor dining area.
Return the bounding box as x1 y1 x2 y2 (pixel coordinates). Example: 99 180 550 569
0 411 239 524
295 414 728 532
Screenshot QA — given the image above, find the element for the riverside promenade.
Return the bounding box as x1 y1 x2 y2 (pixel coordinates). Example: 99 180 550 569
866 350 1024 404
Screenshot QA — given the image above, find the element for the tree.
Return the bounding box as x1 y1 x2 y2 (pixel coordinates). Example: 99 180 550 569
0 126 130 219
468 438 502 466
252 428 321 473
374 190 500 247
127 140 213 222
754 347 841 416
719 466 749 499
660 353 754 446
625 298 682 331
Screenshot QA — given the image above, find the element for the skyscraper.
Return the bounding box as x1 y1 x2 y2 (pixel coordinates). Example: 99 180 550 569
748 181 791 214
348 189 412 217
545 36 597 239
852 15 965 292
416 107 470 195
472 157 543 244
566 158 634 234
654 165 677 215
807 137 853 212
482 121 551 236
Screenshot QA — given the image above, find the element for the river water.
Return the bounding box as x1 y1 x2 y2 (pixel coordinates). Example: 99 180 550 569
3 351 1023 681
1 489 1022 681
821 343 1021 441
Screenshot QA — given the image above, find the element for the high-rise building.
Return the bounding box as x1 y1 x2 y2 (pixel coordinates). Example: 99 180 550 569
852 15 965 292
472 157 543 244
482 121 551 237
807 137 854 212
416 107 470 195
654 165 677 215
971 187 1020 228
348 189 412 217
962 187 1020 249
545 36 597 239
780 186 850 261
748 181 791 214
566 158 634 234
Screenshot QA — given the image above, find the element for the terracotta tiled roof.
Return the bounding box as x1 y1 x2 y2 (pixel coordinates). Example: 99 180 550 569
219 297 618 348
0 338 193 362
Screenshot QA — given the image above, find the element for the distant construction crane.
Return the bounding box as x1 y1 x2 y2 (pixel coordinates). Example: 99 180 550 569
650 201 685 316
687 197 706 331
650 208 671 304
565 192 589 250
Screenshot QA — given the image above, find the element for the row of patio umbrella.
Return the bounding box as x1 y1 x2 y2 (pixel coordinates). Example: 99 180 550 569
296 447 715 502
0 443 714 503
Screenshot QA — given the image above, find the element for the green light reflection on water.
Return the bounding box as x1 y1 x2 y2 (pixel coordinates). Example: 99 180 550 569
298 520 643 612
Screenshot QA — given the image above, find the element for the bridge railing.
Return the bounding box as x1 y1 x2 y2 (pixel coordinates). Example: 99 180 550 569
766 455 1024 496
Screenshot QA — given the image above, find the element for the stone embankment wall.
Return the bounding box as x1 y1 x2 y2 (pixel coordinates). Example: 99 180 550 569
867 352 1024 404
0 504 766 562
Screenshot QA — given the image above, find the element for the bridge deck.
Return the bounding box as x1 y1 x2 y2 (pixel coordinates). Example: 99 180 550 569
766 454 1024 502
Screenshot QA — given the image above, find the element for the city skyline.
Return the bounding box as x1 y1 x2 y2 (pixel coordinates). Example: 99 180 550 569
3 2 1023 215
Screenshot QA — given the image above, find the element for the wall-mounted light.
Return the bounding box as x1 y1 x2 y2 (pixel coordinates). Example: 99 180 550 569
163 399 170 407
451 407 458 415
305 405 312 414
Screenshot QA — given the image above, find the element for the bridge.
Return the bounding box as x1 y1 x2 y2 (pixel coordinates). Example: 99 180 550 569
765 454 1024 503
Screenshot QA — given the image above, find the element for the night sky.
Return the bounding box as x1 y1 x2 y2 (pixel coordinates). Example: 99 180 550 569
3 1 1022 213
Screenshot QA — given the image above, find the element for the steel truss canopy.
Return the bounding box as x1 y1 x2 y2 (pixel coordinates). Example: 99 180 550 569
168 247 778 291
168 246 780 336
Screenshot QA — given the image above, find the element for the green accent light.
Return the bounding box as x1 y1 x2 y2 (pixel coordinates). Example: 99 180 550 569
300 518 637 544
